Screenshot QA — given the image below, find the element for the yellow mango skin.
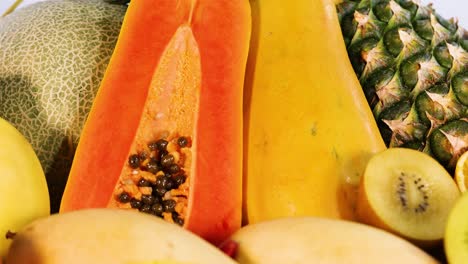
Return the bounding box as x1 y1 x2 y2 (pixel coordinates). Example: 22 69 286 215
0 117 50 258
230 217 439 264
6 209 236 264
243 0 386 223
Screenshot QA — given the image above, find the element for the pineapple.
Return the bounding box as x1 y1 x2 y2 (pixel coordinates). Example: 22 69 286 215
337 0 468 171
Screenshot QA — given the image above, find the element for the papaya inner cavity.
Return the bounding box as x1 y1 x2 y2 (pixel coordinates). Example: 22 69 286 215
109 25 201 226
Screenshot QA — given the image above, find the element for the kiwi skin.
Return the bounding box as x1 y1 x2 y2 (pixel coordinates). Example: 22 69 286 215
356 148 460 248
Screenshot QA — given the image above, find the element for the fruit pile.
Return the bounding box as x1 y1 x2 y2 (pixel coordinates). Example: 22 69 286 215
0 0 467 263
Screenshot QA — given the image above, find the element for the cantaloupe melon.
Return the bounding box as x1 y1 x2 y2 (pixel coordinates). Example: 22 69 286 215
0 0 127 212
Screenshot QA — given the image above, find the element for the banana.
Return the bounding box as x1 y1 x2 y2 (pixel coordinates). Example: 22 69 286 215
5 208 236 264
229 217 439 264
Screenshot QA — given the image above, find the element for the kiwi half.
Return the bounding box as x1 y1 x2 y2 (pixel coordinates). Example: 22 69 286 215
356 148 460 247
445 192 468 264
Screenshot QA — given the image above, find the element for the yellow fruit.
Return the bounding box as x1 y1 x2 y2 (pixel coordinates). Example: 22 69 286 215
243 0 386 223
126 261 193 264
229 217 438 264
455 151 468 192
356 148 460 247
445 192 468 264
0 117 49 257
5 209 236 264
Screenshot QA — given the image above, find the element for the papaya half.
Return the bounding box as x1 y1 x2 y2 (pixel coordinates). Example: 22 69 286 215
243 0 386 223
60 0 251 244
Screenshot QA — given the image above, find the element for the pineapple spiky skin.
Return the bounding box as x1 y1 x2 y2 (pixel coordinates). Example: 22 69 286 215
337 0 468 171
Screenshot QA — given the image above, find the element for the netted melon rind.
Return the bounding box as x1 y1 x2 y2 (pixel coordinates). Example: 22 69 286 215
0 0 127 211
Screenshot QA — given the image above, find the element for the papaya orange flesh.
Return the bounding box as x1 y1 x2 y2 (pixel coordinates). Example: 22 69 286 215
60 0 251 245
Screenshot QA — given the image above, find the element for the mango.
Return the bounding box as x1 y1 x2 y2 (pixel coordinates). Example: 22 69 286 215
6 209 236 264
228 217 438 264
0 117 50 257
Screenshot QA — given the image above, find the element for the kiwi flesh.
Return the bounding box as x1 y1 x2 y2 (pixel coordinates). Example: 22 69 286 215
445 192 468 264
356 148 460 247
